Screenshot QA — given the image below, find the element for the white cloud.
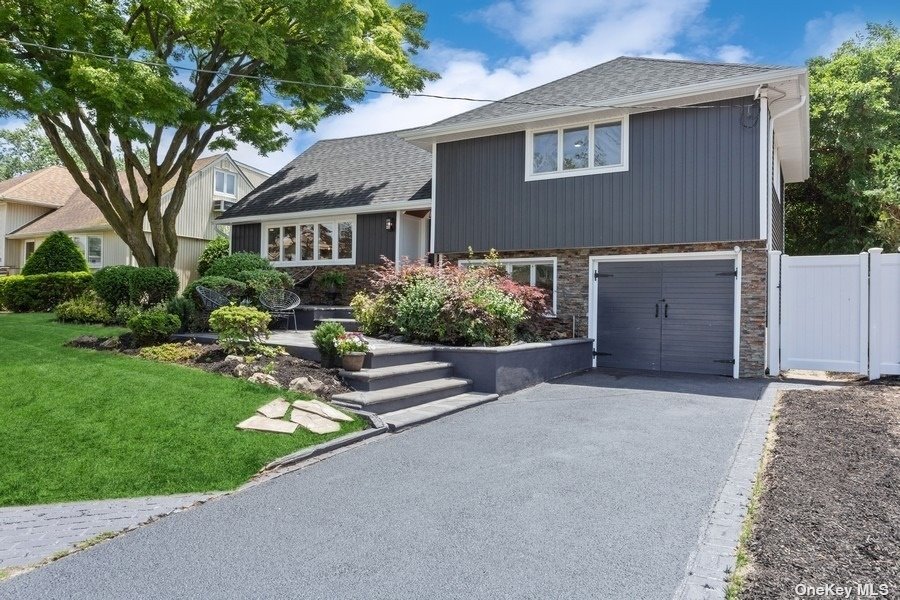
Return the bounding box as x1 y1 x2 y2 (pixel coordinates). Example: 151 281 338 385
716 44 751 64
802 11 865 58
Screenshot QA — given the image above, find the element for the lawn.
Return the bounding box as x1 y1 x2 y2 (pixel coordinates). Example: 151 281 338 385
0 313 365 507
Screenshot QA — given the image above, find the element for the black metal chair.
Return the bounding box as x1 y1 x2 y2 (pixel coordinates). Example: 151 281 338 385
196 285 229 312
259 288 302 331
291 266 318 291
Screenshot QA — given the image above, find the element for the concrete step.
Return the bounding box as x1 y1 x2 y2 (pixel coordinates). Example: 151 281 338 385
380 392 500 431
332 377 472 414
314 318 359 332
340 361 455 392
313 307 353 320
364 346 435 369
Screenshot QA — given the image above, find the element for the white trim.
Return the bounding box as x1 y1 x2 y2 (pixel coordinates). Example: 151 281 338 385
216 199 432 224
758 91 769 241
868 248 882 380
430 143 437 255
262 215 357 267
400 68 808 142
524 116 629 181
766 250 782 376
22 238 36 264
587 249 742 379
458 256 558 316
213 169 237 198
857 251 869 377
393 210 401 272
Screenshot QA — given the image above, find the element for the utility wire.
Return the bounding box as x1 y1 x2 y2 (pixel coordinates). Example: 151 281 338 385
2 38 763 112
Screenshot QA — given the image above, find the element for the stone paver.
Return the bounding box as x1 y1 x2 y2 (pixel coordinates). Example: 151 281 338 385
256 398 290 419
0 494 212 570
289 409 340 433
292 399 353 422
236 415 298 434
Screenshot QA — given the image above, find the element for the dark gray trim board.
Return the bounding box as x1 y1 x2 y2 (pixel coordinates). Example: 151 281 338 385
434 98 761 254
232 222 261 254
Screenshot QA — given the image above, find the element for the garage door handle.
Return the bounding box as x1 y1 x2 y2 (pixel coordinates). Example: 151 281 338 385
664 303 669 318
655 304 659 318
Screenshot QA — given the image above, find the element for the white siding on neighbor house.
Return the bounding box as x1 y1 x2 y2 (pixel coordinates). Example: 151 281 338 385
2 201 54 268
173 237 208 290
236 164 270 188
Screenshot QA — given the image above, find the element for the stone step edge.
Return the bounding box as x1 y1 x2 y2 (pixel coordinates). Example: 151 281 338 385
339 361 454 381
380 393 500 431
331 377 472 407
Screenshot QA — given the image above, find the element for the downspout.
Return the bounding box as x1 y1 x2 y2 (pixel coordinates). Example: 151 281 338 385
767 94 807 250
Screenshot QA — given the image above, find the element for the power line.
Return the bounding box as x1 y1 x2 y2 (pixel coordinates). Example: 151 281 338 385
2 38 760 112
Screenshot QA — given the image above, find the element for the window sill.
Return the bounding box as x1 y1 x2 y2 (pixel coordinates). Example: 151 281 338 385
525 163 628 182
270 259 355 267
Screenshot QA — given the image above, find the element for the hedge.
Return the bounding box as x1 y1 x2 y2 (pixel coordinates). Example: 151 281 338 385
0 272 93 312
21 231 89 276
205 252 270 279
93 265 137 310
127 267 179 307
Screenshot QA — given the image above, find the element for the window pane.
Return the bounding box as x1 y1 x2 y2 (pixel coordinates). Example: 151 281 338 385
534 263 554 293
87 237 102 266
267 227 280 261
510 264 531 285
282 226 296 262
214 171 224 193
25 241 35 260
562 127 589 170
318 224 333 260
226 173 236 195
532 131 558 173
338 221 353 259
594 122 622 166
299 225 314 261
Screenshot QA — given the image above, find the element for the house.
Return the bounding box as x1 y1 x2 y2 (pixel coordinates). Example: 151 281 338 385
0 154 269 286
219 56 810 378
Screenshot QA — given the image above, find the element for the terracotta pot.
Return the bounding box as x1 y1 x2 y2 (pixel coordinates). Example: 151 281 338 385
341 352 366 371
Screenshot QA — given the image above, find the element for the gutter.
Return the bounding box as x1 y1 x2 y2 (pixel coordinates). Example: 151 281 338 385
766 94 807 249
216 198 433 224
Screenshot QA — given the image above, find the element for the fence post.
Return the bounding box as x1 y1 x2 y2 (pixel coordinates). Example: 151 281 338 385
869 248 883 380
858 252 870 377
767 251 782 376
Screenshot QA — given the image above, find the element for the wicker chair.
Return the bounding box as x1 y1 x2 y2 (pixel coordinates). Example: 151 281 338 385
259 288 302 331
196 285 229 312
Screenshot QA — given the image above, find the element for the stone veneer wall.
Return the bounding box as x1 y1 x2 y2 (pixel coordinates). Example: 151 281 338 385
281 264 375 306
443 240 767 378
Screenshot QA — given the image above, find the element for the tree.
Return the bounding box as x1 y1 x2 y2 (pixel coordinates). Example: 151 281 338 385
21 231 89 275
0 1 434 267
786 24 900 254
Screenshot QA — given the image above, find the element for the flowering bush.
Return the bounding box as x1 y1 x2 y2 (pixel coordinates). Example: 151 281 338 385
334 332 369 356
351 259 548 346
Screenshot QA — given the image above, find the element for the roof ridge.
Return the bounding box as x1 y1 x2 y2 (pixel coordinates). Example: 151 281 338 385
616 54 795 70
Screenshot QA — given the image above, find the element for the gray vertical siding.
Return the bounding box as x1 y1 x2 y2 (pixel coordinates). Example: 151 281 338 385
356 212 396 265
435 98 761 254
232 223 261 254
771 185 783 251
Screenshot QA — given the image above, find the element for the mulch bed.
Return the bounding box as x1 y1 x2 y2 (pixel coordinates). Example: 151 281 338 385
741 381 900 598
66 335 350 399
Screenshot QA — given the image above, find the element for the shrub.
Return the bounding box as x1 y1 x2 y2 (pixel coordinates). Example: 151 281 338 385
197 236 230 277
166 296 200 333
55 292 114 324
1 272 93 312
21 231 88 275
138 342 202 363
93 265 137 310
334 332 369 356
350 292 392 337
127 306 181 346
205 252 271 280
114 303 141 327
312 321 346 367
208 305 271 355
235 269 292 299
0 276 21 310
128 267 179 307
318 270 347 289
183 276 248 307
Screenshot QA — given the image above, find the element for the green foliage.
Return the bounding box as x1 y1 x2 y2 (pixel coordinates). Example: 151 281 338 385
113 303 141 327
787 23 900 253
235 269 292 298
127 267 179 307
183 276 248 307
92 265 137 310
0 272 93 312
197 236 230 276
138 342 202 363
21 231 88 275
166 296 201 333
334 332 369 356
350 291 392 337
208 305 271 355
318 270 347 289
312 322 346 367
0 276 19 310
205 252 271 280
127 306 181 346
55 292 114 325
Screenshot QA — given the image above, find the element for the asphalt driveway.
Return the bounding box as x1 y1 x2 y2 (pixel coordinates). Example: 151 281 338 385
1 369 768 600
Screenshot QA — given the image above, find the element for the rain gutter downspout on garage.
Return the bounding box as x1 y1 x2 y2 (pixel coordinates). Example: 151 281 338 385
766 94 808 250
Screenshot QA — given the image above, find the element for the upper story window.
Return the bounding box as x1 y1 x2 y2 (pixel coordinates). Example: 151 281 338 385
214 169 237 197
266 218 354 265
527 116 628 181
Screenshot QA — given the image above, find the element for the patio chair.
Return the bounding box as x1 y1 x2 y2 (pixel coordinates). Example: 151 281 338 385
290 266 318 290
259 288 302 331
195 285 229 312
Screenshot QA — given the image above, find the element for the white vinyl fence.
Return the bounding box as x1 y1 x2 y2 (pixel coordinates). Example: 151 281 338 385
768 248 899 379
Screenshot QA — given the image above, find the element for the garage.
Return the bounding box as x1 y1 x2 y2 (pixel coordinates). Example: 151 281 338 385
590 254 739 377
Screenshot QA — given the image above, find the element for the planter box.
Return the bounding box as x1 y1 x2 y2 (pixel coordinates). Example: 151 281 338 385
433 338 594 395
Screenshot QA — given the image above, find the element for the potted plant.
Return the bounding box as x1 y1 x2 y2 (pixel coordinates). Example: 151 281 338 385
311 321 345 368
318 271 347 305
334 332 369 371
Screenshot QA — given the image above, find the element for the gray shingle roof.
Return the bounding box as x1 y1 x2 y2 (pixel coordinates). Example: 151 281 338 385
220 132 432 219
430 56 790 129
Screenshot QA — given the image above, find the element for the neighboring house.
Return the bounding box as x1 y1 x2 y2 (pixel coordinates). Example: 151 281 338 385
1 154 268 286
220 56 810 378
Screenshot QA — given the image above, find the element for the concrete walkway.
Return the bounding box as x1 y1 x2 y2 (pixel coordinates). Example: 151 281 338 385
1 369 771 599
0 494 213 570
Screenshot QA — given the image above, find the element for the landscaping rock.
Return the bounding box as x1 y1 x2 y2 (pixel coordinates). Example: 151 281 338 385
236 415 298 434
288 376 325 394
247 372 280 388
257 398 290 419
289 409 341 434
233 363 260 378
292 400 353 422
224 354 244 365
99 337 121 349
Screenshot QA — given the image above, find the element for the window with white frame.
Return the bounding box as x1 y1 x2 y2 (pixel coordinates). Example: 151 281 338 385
459 258 557 315
214 170 237 196
266 219 354 264
528 117 627 180
71 235 102 268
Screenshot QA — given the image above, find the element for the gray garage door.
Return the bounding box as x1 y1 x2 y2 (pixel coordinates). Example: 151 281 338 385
594 259 736 376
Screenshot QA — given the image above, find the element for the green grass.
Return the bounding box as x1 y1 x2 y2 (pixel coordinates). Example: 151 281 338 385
0 313 365 507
